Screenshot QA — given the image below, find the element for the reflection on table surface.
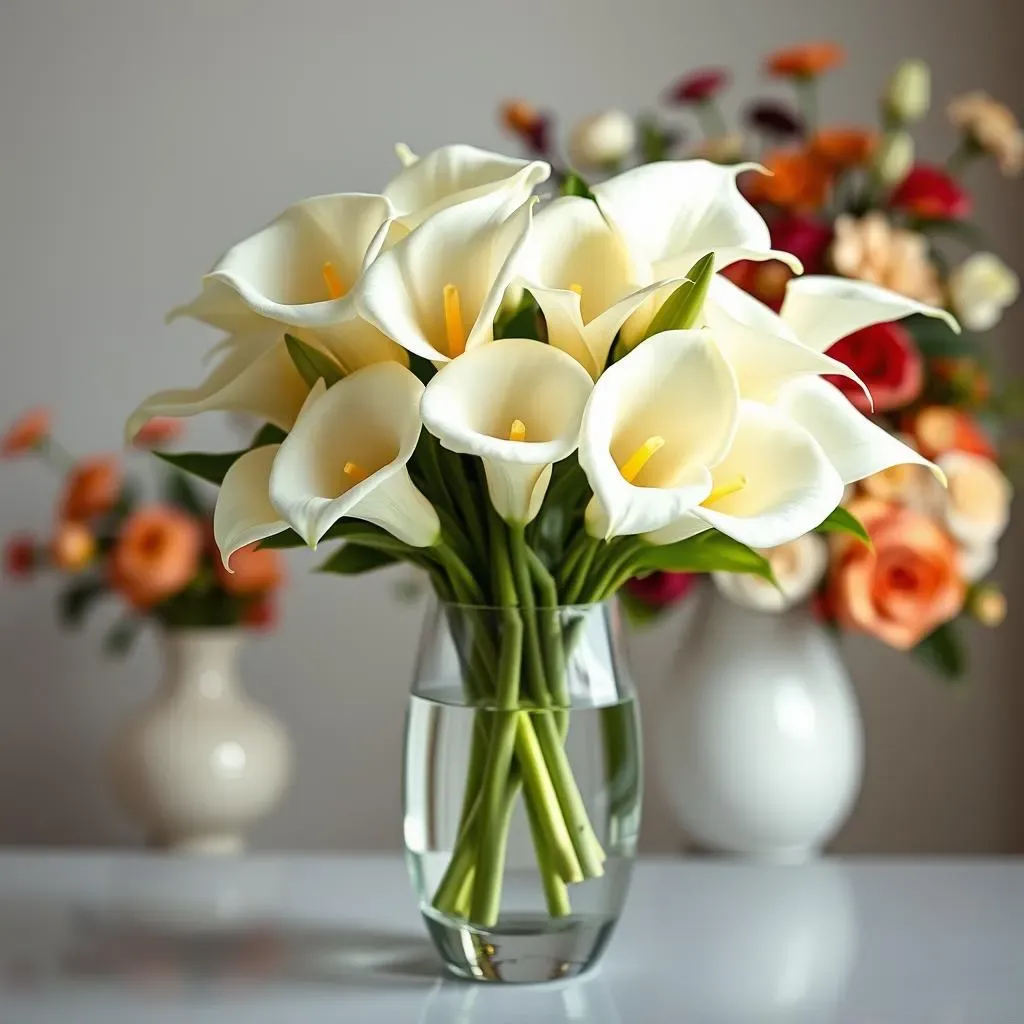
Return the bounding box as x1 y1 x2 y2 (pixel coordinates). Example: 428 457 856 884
0 853 1021 1023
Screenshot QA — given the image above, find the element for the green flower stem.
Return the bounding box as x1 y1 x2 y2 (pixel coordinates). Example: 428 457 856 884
526 548 568 708
796 78 819 134
523 779 571 918
557 530 590 593
564 536 602 605
431 543 484 607
440 448 489 566
509 524 550 708
584 539 644 604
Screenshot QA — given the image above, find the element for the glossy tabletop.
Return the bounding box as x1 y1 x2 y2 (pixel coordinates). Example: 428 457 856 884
0 852 1021 1023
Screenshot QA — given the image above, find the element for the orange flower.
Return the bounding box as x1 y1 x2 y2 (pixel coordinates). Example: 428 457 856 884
810 127 877 168
110 505 202 609
216 542 284 597
60 457 122 521
766 41 845 79
748 148 832 211
830 498 966 650
2 408 50 457
132 417 183 449
905 406 996 462
51 522 96 572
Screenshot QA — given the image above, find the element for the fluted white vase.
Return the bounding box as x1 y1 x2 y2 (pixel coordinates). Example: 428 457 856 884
657 584 863 861
109 629 293 854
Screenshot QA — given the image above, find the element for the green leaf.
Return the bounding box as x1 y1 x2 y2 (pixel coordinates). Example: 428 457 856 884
815 506 871 545
902 313 977 359
103 618 141 657
251 423 287 447
284 334 344 388
495 295 542 341
154 449 244 485
912 620 967 682
637 531 775 583
59 579 107 628
163 469 209 517
318 544 398 575
561 171 595 200
642 252 715 341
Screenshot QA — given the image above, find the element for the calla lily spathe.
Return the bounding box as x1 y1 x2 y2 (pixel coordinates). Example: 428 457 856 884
420 338 594 524
645 400 845 549
517 196 683 379
356 187 535 363
579 329 739 538
268 362 439 548
384 143 550 235
125 331 311 442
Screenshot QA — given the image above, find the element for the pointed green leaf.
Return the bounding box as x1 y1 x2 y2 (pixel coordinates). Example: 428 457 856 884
318 544 398 575
155 449 245 486
251 423 288 447
284 334 344 388
258 519 396 550
637 530 775 584
561 171 595 200
912 620 967 682
815 506 871 546
642 252 715 340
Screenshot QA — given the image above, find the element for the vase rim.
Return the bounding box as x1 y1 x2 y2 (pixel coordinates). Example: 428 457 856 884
159 625 244 643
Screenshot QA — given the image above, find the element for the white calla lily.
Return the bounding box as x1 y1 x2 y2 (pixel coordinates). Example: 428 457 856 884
778 274 960 354
268 362 438 548
517 196 681 378
169 194 396 330
125 331 310 441
421 338 593 524
646 401 845 549
777 375 940 485
580 329 739 538
356 188 535 363
384 143 549 234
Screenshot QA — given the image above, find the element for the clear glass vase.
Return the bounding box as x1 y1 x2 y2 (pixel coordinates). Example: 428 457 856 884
403 601 642 983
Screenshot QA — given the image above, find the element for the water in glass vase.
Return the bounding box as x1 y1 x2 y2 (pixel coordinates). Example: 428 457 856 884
404 687 641 983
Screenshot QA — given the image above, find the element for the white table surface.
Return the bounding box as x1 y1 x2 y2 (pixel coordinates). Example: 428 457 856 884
0 853 1021 1023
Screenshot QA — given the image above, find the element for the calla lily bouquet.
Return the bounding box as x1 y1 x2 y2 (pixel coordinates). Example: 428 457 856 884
129 141 952 925
503 42 1022 678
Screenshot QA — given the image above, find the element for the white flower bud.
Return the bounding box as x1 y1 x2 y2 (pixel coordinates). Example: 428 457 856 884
875 131 914 186
949 252 1020 331
886 59 931 124
568 110 637 169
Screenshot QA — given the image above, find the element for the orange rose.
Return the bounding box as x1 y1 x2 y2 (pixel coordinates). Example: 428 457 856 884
217 542 284 596
830 498 966 650
748 148 832 211
51 522 96 572
2 408 50 457
810 127 877 169
905 406 996 462
110 505 202 609
766 42 845 79
61 457 122 521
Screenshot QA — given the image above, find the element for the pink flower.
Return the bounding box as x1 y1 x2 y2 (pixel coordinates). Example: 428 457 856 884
770 214 833 274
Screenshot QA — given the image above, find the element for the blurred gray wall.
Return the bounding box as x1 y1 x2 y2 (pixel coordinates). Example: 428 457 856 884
0 0 1021 853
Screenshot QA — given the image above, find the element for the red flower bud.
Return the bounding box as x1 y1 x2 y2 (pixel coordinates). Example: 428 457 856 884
889 163 972 220
625 572 696 609
666 69 730 105
4 535 38 578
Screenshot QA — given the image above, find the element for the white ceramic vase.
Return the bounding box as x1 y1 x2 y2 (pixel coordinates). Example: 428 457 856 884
109 629 293 854
657 584 863 861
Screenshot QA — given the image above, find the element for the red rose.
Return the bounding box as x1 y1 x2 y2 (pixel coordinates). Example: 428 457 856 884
824 321 924 413
667 69 730 105
626 572 696 609
889 164 971 220
770 214 833 274
4 535 38 578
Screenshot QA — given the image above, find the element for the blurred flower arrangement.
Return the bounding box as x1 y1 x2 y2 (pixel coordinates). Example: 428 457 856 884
2 410 284 653
501 42 1021 678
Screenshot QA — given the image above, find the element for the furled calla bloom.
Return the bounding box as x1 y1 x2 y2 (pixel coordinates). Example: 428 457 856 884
126 331 312 441
214 444 288 566
356 187 535 364
383 143 549 234
645 401 844 549
517 196 684 378
936 451 1012 552
268 363 439 549
714 534 829 613
579 329 739 538
421 338 593 524
948 252 1020 332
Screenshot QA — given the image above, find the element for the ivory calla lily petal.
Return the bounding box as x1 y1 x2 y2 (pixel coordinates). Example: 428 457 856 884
172 194 395 330
580 329 739 538
421 338 594 524
779 274 960 354
214 445 288 566
268 362 438 547
777 376 940 485
356 189 535 363
647 401 845 549
384 143 550 233
125 332 310 442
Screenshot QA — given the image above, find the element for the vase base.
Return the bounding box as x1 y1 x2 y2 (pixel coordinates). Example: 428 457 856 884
422 909 617 983
147 832 245 856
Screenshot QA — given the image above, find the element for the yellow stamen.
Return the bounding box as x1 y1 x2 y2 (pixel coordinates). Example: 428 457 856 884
568 282 583 296
322 261 345 300
619 436 665 484
703 475 748 507
509 418 527 442
443 283 466 358
343 461 369 484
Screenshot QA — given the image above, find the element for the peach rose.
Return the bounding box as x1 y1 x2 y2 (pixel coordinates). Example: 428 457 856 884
110 506 202 609
2 408 50 457
51 522 96 572
216 542 284 597
830 498 966 650
60 457 122 521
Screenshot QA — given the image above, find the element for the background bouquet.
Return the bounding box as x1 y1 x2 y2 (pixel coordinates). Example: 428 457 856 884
502 42 1021 679
2 410 284 651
